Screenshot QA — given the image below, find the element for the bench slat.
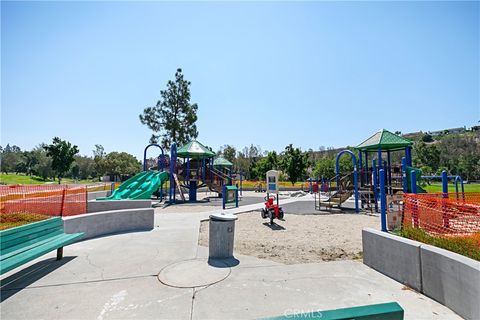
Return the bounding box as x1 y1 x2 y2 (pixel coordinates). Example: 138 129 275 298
1 225 64 251
1 219 63 250
1 231 66 261
0 232 84 274
0 217 62 237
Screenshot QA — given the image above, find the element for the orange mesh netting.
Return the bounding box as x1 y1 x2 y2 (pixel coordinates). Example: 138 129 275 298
403 192 480 237
0 185 87 223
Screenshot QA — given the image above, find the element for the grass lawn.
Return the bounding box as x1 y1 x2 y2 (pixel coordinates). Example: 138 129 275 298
0 212 50 230
423 182 480 193
398 227 480 261
0 173 97 185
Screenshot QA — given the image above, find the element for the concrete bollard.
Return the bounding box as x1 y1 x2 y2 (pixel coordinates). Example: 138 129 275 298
209 212 238 259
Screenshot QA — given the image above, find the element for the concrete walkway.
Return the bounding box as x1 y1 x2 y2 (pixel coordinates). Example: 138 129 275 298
1 195 461 319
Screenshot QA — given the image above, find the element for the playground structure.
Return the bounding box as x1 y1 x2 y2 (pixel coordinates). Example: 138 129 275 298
314 130 416 214
168 140 243 205
94 140 244 205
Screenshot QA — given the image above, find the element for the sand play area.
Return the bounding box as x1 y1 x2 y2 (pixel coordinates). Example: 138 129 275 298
199 211 380 264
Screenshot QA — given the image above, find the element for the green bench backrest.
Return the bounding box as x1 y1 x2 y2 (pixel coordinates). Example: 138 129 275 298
0 217 64 252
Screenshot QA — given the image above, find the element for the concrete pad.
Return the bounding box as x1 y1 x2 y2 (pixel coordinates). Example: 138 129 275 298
1 276 192 320
158 259 230 288
192 260 461 320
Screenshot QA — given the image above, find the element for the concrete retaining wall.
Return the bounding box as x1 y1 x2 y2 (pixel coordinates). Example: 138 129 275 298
87 200 152 213
64 208 154 240
362 228 422 291
362 228 480 320
87 191 110 200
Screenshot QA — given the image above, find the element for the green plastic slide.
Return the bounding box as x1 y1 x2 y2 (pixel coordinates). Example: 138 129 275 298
97 171 169 200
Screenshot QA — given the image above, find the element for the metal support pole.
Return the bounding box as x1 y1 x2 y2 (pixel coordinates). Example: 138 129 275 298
387 151 392 194
442 170 449 228
365 151 369 185
411 170 417 194
401 157 407 193
359 151 363 187
372 159 378 212
380 169 387 232
222 185 226 210
354 165 359 213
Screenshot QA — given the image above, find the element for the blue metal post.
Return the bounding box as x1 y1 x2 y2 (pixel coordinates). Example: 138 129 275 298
377 147 382 173
359 151 363 187
309 177 312 193
372 159 378 212
222 185 226 210
406 147 412 166
380 169 387 232
387 151 392 194
235 187 239 208
441 170 448 197
364 151 369 185
455 176 465 201
401 157 407 193
186 157 190 180
411 170 417 194
202 158 206 181
354 165 359 213
169 143 177 204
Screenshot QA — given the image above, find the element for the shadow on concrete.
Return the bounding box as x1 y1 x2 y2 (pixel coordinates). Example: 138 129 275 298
0 256 76 302
262 222 286 230
207 257 240 268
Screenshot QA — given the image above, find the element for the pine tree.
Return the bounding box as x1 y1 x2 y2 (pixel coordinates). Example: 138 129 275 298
139 68 199 148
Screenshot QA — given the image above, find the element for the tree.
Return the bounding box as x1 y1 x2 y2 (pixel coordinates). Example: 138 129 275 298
279 144 309 185
251 151 278 180
32 144 54 181
219 145 236 163
313 157 335 179
1 144 22 174
139 68 199 148
72 155 96 180
93 144 106 178
98 152 141 181
44 137 79 184
413 142 440 172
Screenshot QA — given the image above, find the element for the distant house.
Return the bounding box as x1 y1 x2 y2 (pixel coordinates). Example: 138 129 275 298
402 131 423 139
429 127 466 136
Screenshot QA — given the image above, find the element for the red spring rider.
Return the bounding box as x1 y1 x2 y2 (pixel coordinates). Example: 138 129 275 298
261 170 284 225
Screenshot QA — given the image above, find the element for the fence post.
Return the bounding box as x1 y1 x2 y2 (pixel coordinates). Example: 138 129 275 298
380 169 387 232
441 170 449 228
60 187 67 217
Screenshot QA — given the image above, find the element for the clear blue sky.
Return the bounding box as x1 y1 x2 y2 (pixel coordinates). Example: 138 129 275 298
2 1 479 160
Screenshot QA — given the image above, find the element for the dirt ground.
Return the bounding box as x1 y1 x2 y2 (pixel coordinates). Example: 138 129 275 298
198 211 380 264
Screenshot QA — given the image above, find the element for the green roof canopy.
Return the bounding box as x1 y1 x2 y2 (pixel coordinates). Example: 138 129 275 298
213 157 233 167
356 129 413 152
177 140 216 159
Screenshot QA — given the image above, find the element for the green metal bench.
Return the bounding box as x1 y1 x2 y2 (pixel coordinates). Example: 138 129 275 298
0 217 84 275
264 302 404 320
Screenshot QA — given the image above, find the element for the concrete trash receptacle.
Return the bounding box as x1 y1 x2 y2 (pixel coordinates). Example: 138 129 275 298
209 212 238 259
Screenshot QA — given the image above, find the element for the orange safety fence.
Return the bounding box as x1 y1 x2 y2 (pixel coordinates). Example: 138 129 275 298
403 192 480 237
0 185 88 230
